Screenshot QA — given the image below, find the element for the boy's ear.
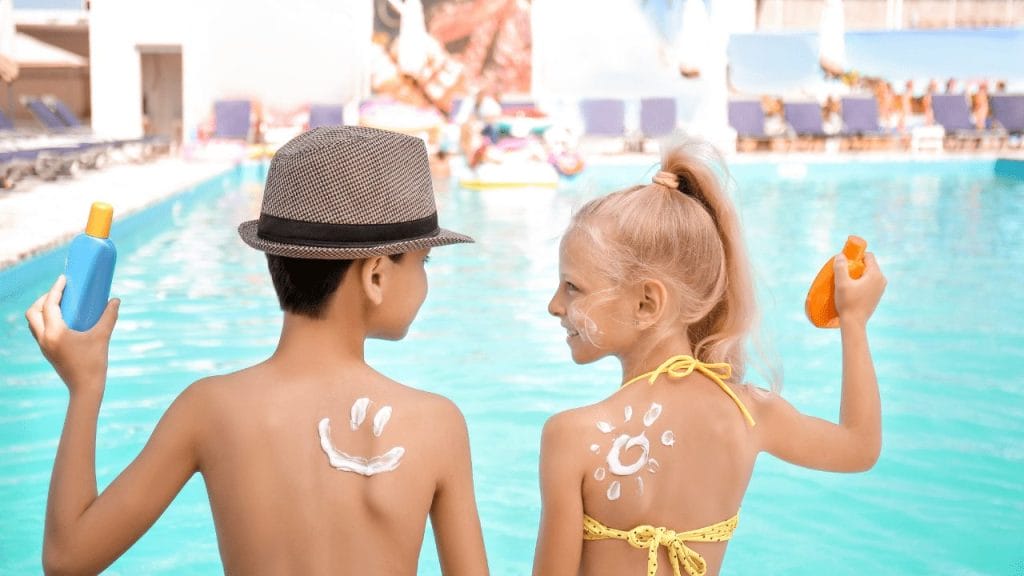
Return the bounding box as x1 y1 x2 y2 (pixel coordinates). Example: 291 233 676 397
359 256 390 306
636 278 667 329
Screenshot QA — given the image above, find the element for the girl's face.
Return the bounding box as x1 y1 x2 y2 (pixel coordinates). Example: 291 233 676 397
548 232 636 364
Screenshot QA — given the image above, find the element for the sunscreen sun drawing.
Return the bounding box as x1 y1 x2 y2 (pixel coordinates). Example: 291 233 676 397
590 403 676 500
318 397 405 476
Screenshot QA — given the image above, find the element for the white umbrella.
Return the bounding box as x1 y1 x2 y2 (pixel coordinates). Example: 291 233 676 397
388 0 427 76
0 0 17 82
675 0 732 150
676 0 715 78
819 0 847 76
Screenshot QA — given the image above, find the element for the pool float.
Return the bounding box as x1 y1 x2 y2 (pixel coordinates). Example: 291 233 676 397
458 159 559 191
549 150 585 177
805 235 867 328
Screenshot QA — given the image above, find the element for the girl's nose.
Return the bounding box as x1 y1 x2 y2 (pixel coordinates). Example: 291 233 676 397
548 290 563 317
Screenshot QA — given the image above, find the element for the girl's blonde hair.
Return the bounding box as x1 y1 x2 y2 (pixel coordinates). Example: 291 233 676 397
567 138 758 382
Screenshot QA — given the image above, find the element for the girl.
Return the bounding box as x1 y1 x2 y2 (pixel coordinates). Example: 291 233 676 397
533 140 886 576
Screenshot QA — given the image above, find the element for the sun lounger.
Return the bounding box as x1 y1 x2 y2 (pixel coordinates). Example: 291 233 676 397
990 94 1024 147
0 142 84 183
783 101 828 150
728 99 779 151
640 98 677 139
577 98 628 153
840 96 894 150
0 150 31 189
931 93 997 149
214 99 253 140
308 104 344 129
24 97 71 134
0 107 15 133
580 99 626 137
25 96 168 165
46 96 171 156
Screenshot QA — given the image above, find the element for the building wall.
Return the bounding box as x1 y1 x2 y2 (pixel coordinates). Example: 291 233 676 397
756 0 1022 31
89 0 371 141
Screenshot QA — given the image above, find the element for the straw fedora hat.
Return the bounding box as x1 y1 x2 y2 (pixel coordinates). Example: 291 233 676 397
238 126 472 259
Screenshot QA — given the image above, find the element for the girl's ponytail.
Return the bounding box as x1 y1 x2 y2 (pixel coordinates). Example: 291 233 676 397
660 142 756 380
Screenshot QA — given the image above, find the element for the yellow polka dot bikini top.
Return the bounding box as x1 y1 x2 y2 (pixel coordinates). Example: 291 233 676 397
582 355 755 576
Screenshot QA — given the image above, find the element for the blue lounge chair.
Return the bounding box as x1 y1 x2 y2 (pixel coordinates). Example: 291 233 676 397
839 96 894 150
0 107 14 133
0 142 84 183
41 96 171 158
47 98 90 132
308 104 344 129
728 99 779 150
990 94 1024 144
931 93 990 148
728 100 765 137
24 97 71 133
640 98 677 139
213 99 252 140
22 98 119 168
580 99 626 137
840 96 883 136
0 107 83 184
783 101 828 150
784 101 826 137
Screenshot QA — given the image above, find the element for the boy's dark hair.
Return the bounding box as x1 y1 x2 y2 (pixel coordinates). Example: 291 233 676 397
266 253 403 319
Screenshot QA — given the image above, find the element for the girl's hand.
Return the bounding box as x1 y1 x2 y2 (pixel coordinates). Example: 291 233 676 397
25 275 120 397
834 252 886 328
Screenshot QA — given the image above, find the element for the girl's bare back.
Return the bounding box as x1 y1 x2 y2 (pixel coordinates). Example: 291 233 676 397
546 369 761 576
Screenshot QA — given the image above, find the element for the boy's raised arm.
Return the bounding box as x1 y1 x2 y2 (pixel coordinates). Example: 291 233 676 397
755 253 887 473
430 401 489 576
27 276 201 575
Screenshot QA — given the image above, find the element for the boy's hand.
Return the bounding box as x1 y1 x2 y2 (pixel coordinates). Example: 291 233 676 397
25 275 120 396
834 252 886 328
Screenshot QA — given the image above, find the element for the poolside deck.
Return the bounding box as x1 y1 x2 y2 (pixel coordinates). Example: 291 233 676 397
0 158 235 270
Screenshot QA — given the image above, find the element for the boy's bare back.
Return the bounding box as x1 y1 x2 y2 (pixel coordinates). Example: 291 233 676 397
180 361 475 574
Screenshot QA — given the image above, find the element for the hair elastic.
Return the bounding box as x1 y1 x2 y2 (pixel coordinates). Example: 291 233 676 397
653 170 713 215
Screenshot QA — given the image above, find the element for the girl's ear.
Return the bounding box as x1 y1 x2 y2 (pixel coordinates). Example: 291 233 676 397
636 278 668 329
359 256 390 306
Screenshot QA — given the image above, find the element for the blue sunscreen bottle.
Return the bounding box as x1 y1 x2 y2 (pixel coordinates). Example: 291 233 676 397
61 202 117 331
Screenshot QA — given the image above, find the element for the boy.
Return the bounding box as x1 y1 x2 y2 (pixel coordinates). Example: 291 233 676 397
26 126 489 575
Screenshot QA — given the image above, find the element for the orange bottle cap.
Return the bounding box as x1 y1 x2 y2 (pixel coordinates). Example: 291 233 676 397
84 202 114 238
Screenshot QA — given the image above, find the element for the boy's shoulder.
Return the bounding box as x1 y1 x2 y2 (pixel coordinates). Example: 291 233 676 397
384 380 467 428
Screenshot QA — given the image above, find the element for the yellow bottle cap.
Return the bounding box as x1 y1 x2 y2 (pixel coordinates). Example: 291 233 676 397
84 202 114 238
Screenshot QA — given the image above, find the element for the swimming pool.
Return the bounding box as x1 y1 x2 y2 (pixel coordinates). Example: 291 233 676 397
1 158 1022 574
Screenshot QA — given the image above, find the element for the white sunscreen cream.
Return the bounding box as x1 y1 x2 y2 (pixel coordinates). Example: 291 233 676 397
350 397 370 431
592 403 675 500
606 432 650 476
320 399 404 476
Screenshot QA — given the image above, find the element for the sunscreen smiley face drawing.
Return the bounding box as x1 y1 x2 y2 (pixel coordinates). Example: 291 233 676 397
591 403 675 500
318 397 404 476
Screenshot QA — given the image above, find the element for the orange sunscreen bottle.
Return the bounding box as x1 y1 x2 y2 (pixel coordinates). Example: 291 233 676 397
805 235 866 328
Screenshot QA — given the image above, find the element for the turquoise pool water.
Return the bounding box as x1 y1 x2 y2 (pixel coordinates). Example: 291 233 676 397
1 159 1022 575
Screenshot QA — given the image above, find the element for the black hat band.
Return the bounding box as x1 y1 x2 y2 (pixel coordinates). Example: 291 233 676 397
257 212 440 248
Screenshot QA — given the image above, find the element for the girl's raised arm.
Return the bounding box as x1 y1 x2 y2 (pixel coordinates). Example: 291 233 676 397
533 412 585 576
754 253 887 472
